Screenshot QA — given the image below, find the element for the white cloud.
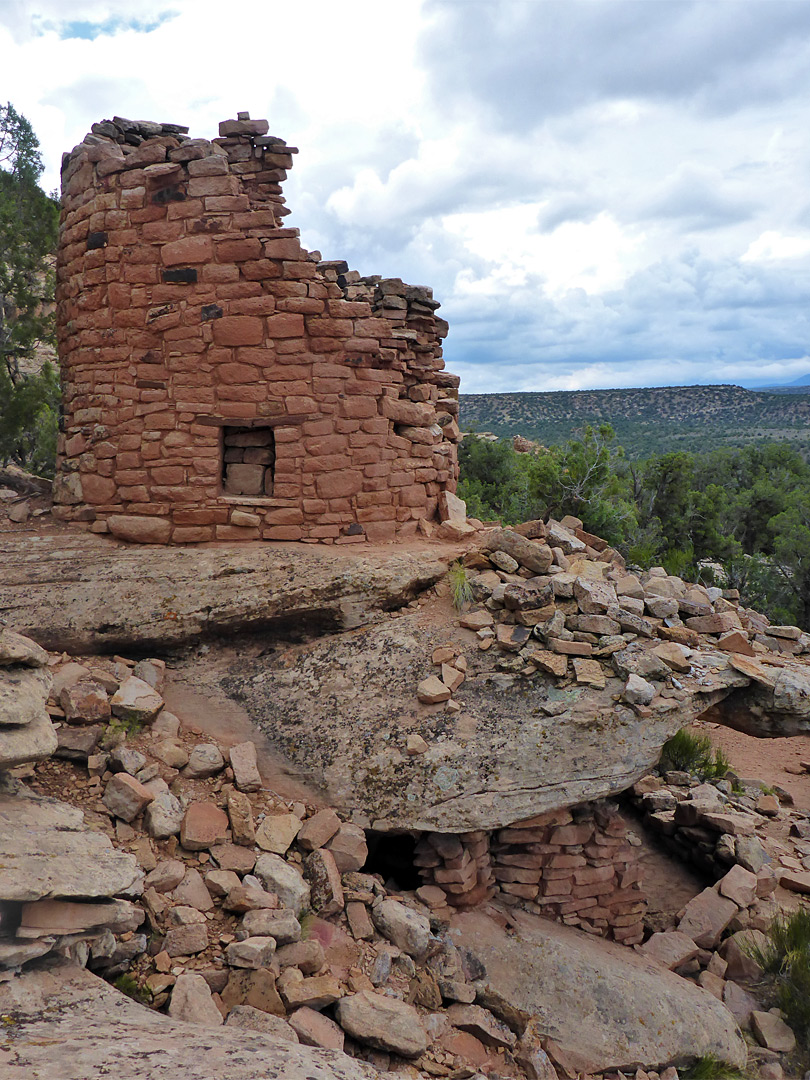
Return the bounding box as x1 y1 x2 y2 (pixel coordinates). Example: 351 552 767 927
2 0 810 393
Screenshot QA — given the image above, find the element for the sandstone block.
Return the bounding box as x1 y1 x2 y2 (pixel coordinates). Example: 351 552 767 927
677 888 738 948
418 675 451 704
60 680 111 724
278 969 341 1010
254 854 310 914
335 990 428 1058
226 936 277 969
164 922 208 957
255 813 301 855
327 823 368 873
288 1006 345 1050
752 1010 796 1053
639 931 699 970
372 899 432 960
304 849 344 916
102 773 154 822
168 972 223 1026
297 808 341 851
227 788 256 846
110 676 164 725
183 743 225 779
181 802 229 851
144 790 184 839
242 908 301 944
229 741 262 791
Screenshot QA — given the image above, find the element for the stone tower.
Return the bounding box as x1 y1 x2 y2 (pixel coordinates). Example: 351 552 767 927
53 113 460 544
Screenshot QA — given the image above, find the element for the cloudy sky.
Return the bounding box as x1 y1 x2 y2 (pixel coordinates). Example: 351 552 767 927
3 0 810 394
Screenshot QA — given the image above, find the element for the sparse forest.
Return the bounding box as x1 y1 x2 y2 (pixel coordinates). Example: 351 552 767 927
458 426 810 627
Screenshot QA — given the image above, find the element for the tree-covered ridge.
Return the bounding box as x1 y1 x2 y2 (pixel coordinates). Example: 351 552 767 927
458 430 810 628
0 102 60 475
459 385 810 459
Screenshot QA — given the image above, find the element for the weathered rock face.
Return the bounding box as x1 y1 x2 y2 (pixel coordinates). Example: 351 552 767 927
0 959 381 1080
0 531 448 652
222 611 772 832
0 631 56 769
702 665 810 737
452 908 747 1073
0 790 143 903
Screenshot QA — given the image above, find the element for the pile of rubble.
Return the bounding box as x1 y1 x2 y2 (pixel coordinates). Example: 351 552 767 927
640 860 797 1066
2 632 568 1079
633 771 810 889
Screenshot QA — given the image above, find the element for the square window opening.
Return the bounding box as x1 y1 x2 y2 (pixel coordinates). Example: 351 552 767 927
222 426 275 497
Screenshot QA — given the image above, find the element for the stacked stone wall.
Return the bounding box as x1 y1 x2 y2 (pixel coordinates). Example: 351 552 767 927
415 802 646 944
53 114 459 544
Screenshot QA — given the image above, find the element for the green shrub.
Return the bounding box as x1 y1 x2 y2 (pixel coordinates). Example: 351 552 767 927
113 973 150 1004
681 1055 744 1079
660 729 731 780
748 907 810 1055
447 561 473 610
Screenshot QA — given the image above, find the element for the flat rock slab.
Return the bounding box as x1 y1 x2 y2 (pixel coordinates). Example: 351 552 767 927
0 791 142 902
0 531 448 653
451 908 746 1074
0 959 380 1080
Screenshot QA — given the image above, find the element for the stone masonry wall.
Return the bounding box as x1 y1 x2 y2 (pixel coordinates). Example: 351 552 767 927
415 802 647 944
53 113 459 544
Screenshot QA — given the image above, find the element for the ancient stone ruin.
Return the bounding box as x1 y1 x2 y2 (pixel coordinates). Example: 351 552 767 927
52 113 459 544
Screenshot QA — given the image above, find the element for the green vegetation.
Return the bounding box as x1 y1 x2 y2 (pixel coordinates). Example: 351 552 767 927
113 973 150 1004
660 729 730 780
749 907 810 1059
447 560 473 610
458 430 810 626
0 102 60 477
681 1055 745 1080
460 385 810 459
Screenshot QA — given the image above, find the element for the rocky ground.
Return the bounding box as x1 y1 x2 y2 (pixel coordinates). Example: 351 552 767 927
3 503 810 1079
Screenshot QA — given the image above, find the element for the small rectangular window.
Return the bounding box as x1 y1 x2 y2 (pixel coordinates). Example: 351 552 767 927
222 426 275 497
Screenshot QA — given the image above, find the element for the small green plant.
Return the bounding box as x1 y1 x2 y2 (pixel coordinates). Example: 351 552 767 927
660 729 731 780
682 1054 745 1079
748 907 810 1056
113 973 150 1005
447 561 473 610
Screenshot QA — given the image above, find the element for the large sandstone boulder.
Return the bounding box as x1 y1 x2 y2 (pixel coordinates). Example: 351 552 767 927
0 959 381 1080
452 908 746 1074
220 611 765 832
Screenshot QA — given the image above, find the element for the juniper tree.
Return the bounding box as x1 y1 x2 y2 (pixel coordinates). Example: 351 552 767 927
0 102 60 473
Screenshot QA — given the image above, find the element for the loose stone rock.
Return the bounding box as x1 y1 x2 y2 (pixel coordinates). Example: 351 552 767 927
372 898 432 961
226 936 277 969
144 791 184 839
168 972 223 1026
110 676 164 726
183 743 225 780
255 813 301 855
227 788 256 846
229 741 262 792
102 773 154 822
297 808 341 851
336 990 428 1057
180 802 229 851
